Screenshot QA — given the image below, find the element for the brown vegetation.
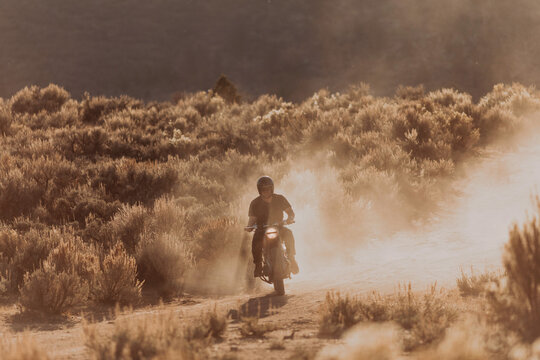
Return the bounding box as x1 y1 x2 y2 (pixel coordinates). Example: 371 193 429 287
486 196 540 343
0 334 51 360
84 307 227 360
319 284 457 350
0 82 537 317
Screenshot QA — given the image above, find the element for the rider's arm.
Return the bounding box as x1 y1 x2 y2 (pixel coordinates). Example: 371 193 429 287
245 216 257 232
284 207 295 224
247 216 257 227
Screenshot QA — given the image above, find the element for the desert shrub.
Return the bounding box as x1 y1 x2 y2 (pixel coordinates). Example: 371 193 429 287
185 306 228 340
10 84 70 115
319 285 457 351
108 204 149 253
23 154 81 196
487 197 540 342
54 127 110 159
319 292 360 338
442 110 480 155
89 159 178 205
48 185 120 225
15 100 80 130
0 167 43 221
0 228 60 292
0 334 51 360
425 88 472 109
479 83 538 112
395 284 457 351
46 235 100 282
0 103 12 135
417 316 489 360
136 233 194 297
19 234 99 313
319 291 391 338
457 268 500 297
84 310 206 360
190 216 241 262
19 264 88 314
80 93 141 124
395 85 425 100
150 197 188 236
179 91 225 118
93 242 143 305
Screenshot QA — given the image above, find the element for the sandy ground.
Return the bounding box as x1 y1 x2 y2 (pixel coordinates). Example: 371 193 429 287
0 285 356 359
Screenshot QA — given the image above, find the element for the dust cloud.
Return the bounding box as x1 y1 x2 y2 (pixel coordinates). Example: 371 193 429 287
279 125 540 293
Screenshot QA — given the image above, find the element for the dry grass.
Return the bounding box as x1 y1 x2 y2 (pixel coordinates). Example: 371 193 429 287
0 333 50 360
185 306 228 340
416 316 489 360
486 196 540 342
319 284 457 351
456 268 500 297
84 310 208 360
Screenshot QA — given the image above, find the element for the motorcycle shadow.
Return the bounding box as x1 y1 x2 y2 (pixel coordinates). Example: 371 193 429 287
235 293 289 319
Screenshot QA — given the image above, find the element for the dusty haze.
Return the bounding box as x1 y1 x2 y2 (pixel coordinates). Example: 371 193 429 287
270 121 540 293
2 0 540 101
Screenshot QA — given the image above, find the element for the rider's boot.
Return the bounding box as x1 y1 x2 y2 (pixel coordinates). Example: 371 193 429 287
289 254 299 274
254 262 263 277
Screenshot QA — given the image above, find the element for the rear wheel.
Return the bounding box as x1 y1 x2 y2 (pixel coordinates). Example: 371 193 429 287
273 278 285 295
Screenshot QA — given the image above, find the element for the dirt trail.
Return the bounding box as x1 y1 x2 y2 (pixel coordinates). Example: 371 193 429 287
2 136 540 359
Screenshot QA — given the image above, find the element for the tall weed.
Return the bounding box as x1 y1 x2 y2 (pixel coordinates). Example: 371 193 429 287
487 197 540 342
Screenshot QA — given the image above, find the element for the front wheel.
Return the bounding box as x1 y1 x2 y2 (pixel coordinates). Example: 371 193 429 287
273 278 285 295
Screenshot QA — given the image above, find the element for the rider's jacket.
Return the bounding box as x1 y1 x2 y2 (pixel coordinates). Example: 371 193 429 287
248 194 291 229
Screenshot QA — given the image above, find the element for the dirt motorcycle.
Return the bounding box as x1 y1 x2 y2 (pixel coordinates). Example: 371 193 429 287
245 221 294 295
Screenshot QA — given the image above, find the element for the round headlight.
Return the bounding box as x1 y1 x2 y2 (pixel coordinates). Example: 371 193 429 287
265 227 279 239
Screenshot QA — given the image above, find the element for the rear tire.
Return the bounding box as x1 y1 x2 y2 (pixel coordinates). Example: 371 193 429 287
273 278 285 295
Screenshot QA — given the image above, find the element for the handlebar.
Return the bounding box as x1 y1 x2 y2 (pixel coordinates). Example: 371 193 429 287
244 220 295 232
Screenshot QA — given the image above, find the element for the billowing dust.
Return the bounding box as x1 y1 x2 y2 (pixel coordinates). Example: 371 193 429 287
276 129 540 293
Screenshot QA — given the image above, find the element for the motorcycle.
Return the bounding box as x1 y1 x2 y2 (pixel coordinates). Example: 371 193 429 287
245 221 294 295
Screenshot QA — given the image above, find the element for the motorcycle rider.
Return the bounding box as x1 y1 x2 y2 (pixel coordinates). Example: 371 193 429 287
244 176 299 277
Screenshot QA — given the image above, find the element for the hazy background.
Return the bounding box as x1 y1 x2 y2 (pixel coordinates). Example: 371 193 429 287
2 0 540 101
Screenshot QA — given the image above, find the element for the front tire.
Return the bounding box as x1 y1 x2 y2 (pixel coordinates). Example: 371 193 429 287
273 278 285 295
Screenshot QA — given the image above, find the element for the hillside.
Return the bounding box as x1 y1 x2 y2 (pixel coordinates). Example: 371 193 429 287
2 0 540 101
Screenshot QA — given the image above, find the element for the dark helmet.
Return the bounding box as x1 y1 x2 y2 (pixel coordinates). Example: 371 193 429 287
257 176 274 194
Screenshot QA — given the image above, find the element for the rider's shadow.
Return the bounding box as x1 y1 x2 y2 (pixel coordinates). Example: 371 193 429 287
233 294 289 319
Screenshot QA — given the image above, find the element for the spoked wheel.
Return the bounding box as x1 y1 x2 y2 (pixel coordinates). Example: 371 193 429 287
273 278 285 295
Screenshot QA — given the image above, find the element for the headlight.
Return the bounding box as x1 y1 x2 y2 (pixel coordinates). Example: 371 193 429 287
265 227 279 239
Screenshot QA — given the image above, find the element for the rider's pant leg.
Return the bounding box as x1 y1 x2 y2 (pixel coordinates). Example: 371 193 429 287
252 230 264 264
280 227 296 256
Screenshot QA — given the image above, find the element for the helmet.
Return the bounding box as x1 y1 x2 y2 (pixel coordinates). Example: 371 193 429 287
257 176 274 195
